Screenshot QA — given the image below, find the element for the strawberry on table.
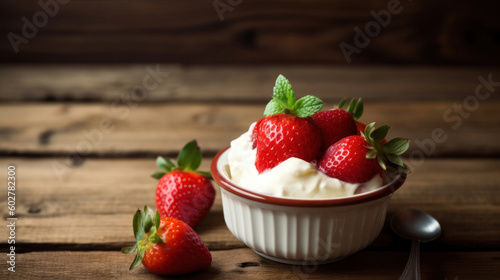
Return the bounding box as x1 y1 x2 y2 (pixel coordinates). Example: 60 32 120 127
318 122 410 183
122 206 212 275
254 74 324 173
152 140 215 228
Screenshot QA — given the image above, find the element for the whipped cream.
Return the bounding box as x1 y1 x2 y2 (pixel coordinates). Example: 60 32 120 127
225 122 383 199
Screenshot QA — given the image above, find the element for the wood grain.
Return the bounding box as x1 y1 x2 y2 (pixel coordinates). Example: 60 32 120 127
2 250 499 279
1 102 499 157
0 158 498 251
1 65 499 102
0 1 498 64
0 63 498 278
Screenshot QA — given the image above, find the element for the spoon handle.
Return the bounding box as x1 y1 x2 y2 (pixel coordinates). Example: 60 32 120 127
399 239 421 280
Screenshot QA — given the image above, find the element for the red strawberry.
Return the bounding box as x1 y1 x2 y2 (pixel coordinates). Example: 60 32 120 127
312 109 357 150
255 113 322 172
318 135 381 183
122 206 212 275
152 140 215 228
251 118 264 149
254 75 324 173
318 123 410 183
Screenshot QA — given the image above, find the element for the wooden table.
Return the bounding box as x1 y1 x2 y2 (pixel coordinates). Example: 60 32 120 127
1 65 499 279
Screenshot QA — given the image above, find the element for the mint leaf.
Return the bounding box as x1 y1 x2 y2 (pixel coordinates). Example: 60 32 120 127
265 74 325 118
294 95 324 118
264 99 285 117
273 74 295 108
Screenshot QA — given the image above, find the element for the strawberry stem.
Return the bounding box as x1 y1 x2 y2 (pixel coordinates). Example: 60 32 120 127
151 140 212 180
363 122 410 173
339 97 364 120
122 206 165 271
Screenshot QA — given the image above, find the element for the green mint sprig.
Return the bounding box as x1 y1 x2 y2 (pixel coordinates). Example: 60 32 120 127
264 74 324 118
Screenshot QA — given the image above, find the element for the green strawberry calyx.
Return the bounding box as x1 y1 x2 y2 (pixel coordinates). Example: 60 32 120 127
264 74 324 118
121 205 165 271
151 140 212 179
362 122 411 173
338 97 364 120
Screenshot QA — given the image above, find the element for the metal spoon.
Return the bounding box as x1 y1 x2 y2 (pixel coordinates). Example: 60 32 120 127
391 209 441 280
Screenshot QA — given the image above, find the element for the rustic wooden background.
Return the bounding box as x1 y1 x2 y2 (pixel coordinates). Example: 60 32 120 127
1 0 499 64
1 65 500 158
0 64 499 279
1 0 500 279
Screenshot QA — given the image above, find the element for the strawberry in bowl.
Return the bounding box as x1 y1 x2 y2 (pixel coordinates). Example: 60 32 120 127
318 122 409 184
211 74 409 264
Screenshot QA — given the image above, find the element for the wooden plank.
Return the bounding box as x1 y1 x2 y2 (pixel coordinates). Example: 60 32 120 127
0 1 498 65
2 250 499 279
0 159 242 249
1 102 499 157
1 65 499 102
0 158 498 251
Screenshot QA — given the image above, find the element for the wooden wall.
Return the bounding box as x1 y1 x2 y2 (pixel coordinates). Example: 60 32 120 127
1 0 499 65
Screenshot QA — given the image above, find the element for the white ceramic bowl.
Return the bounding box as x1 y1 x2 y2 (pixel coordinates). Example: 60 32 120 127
211 147 406 265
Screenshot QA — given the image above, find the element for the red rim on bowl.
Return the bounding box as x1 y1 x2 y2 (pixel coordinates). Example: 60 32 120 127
211 147 406 207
